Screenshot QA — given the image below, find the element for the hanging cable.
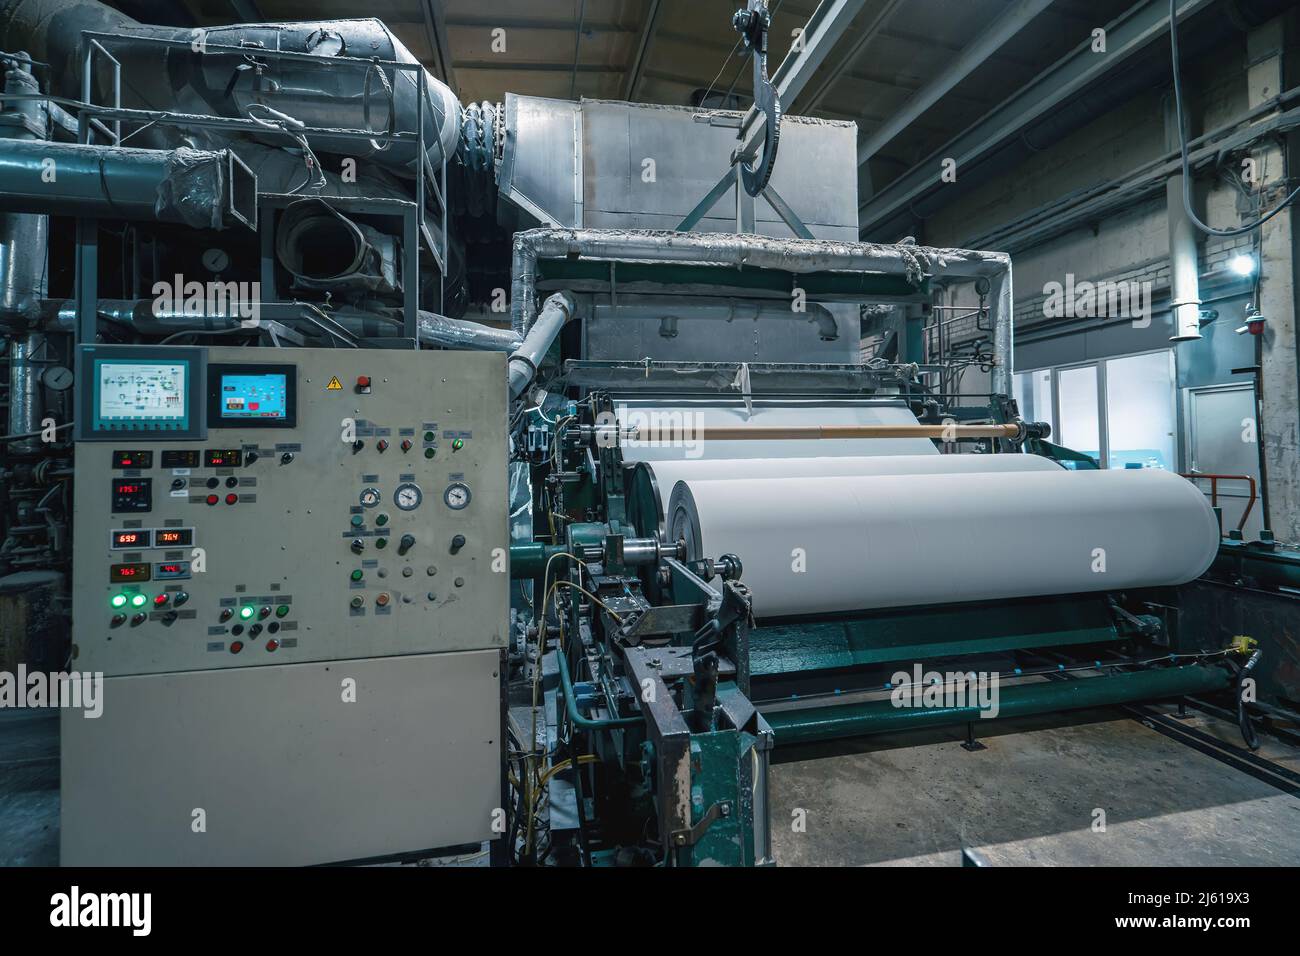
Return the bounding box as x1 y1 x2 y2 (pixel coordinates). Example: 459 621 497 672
1169 0 1300 236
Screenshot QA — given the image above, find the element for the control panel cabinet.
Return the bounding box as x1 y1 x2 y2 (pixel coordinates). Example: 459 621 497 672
64 346 507 865
72 346 508 676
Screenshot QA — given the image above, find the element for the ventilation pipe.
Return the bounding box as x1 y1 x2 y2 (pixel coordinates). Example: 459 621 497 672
509 292 575 401
0 139 257 229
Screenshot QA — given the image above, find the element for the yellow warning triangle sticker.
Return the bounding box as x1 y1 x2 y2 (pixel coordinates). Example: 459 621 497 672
325 376 343 391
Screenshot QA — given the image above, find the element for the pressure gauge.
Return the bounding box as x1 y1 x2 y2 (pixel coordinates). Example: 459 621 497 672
443 482 471 510
393 482 423 511
359 487 381 508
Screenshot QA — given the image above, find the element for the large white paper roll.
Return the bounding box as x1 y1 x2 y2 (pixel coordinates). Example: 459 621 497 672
645 453 1061 511
668 469 1219 618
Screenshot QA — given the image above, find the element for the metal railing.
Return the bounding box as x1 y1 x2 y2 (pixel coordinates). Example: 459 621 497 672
1180 473 1257 533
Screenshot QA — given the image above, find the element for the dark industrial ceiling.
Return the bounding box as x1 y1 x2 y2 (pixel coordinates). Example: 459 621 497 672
140 0 1220 240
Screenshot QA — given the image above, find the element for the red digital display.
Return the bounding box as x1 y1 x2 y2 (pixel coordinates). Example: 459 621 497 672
154 528 193 547
110 529 152 550
110 563 151 582
204 449 243 467
112 450 153 469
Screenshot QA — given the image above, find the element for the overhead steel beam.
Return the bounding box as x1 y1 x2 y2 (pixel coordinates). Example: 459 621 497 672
793 0 905 115
737 0 867 159
858 0 1218 235
421 0 460 95
855 0 1054 167
623 0 664 101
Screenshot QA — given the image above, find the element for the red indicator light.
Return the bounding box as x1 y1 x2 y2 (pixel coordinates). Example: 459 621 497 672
153 593 169 607
225 493 238 505
357 376 371 388
230 641 243 654
266 639 279 652
206 494 219 506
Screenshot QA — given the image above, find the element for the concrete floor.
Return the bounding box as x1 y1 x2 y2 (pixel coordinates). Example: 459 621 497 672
0 709 58 867
6 702 1300 866
769 705 1300 866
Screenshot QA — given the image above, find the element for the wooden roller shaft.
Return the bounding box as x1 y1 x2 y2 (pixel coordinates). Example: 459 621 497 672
620 423 1027 441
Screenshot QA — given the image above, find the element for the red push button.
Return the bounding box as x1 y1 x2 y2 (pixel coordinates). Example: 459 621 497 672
266 639 279 652
206 494 219 506
225 493 238 505
230 641 243 654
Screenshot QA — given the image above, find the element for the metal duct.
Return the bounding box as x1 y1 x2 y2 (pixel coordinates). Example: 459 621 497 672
418 311 520 351
508 291 575 401
0 3 461 176
0 139 256 229
274 198 395 292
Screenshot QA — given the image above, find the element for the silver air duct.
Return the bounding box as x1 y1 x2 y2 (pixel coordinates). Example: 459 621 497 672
0 2 461 177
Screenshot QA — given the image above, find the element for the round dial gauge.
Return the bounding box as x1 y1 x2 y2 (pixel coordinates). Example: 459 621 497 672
359 487 381 508
444 482 471 510
393 482 423 511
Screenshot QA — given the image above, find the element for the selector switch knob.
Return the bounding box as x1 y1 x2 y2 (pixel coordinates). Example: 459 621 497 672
450 534 466 554
351 440 364 454
400 439 413 452
350 538 365 554
398 534 416 555
280 452 295 465
245 451 259 465
377 439 389 453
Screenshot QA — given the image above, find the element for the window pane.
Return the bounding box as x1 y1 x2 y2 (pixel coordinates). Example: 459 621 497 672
1014 370 1053 429
1057 365 1100 462
1105 351 1175 470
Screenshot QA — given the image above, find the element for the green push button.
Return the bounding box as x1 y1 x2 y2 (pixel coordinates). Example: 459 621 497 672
376 513 389 527
350 514 364 527
424 447 435 459
350 570 364 582
275 605 289 618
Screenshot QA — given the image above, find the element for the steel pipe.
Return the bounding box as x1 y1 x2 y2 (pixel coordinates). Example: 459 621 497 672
762 664 1233 745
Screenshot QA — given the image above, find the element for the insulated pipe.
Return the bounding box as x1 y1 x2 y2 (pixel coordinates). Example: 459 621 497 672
418 311 520 351
0 3 461 176
0 139 257 229
508 228 1014 394
508 291 575 401
37 298 520 353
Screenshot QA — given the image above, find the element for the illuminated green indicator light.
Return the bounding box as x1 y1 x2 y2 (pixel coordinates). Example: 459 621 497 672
110 594 128 608
239 605 255 620
452 439 464 451
350 570 363 582
276 605 290 618
129 593 148 608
